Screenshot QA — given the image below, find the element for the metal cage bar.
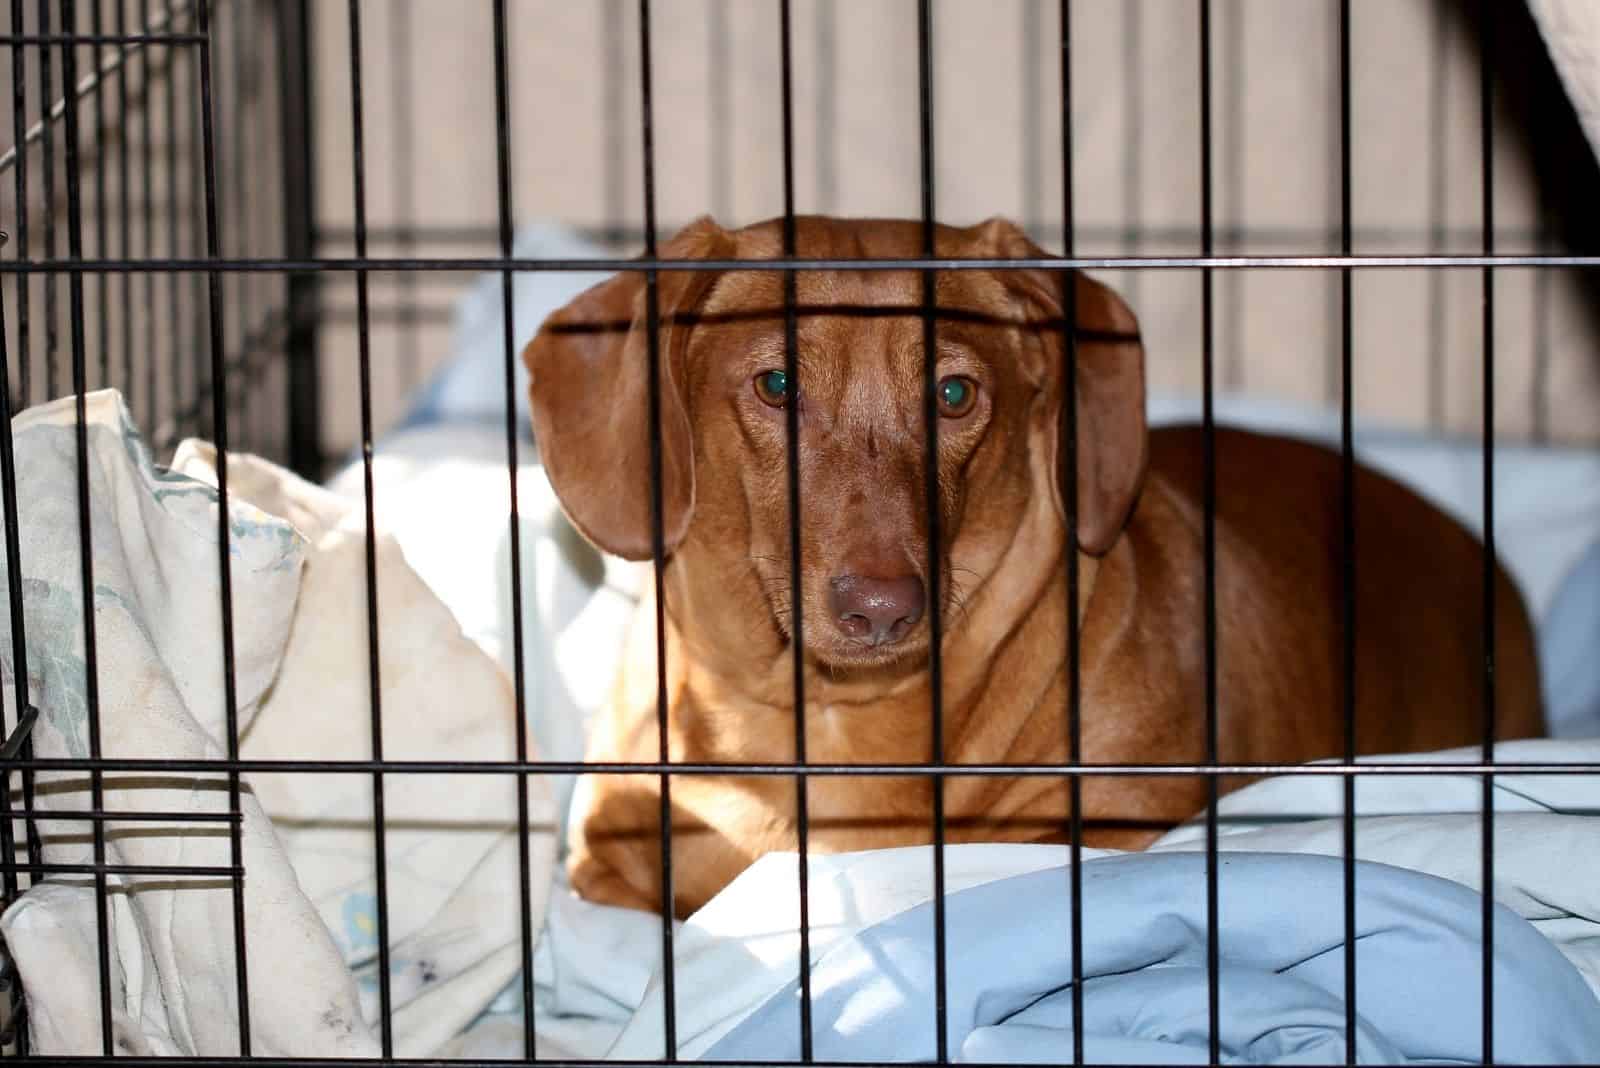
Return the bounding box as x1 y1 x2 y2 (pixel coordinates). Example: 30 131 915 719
634 0 680 1056
0 3 1589 1067
489 0 539 1056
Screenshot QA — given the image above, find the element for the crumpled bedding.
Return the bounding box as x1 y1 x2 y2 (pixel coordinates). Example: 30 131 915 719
703 851 1600 1066
0 391 557 1057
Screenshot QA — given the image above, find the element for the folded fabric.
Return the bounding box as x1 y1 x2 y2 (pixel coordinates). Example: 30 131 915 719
592 738 1600 1065
0 391 374 1057
1148 738 1600 996
704 852 1600 1065
325 424 640 845
0 391 560 1058
171 439 559 1057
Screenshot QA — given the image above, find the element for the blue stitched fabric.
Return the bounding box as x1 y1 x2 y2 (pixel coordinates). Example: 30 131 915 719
705 852 1600 1065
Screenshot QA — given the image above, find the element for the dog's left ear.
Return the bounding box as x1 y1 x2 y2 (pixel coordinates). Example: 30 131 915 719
965 217 1148 556
524 217 731 561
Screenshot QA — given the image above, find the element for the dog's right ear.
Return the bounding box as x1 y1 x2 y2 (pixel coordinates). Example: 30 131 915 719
525 217 730 561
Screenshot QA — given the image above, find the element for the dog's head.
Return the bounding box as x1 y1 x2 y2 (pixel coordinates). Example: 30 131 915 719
525 216 1145 673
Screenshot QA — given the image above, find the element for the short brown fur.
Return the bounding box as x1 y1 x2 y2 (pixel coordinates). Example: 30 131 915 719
525 215 1543 918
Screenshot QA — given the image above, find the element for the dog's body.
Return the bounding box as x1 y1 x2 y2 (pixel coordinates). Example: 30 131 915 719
526 216 1543 918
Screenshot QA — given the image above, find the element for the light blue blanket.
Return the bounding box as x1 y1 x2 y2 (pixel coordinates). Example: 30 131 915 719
705 853 1600 1065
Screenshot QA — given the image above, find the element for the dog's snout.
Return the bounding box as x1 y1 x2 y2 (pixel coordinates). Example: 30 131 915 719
828 574 926 646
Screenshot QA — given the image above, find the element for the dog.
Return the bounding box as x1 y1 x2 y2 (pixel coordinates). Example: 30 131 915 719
524 215 1544 918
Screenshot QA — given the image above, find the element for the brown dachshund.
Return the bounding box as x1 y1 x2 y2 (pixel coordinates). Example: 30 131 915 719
524 215 1543 918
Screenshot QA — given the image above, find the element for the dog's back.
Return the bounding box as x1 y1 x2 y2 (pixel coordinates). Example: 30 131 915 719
1140 425 1543 764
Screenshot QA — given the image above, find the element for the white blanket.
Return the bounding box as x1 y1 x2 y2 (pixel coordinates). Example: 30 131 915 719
0 392 558 1057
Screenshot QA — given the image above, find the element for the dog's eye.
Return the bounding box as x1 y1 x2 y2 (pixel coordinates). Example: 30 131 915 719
937 375 978 418
754 369 789 407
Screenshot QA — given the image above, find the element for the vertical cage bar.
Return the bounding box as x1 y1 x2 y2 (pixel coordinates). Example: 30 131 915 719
185 14 207 437
36 0 54 402
914 1 949 1061
1197 0 1221 1062
0 269 21 910
194 0 252 1051
0 252 41 1058
343 0 394 1055
776 0 812 1058
89 0 104 391
9 0 29 410
1478 1 1497 1063
489 0 538 1057
636 0 679 1056
162 0 178 430
114 0 129 411
277 0 319 479
57 0 113 1052
37 0 56 401
139 0 153 430
1056 1 1085 1063
1337 1 1358 1063
226 0 249 447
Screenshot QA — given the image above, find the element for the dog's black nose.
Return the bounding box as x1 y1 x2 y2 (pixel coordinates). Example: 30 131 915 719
828 574 926 646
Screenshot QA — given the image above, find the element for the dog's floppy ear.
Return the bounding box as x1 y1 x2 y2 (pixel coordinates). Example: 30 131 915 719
524 217 730 561
968 217 1148 556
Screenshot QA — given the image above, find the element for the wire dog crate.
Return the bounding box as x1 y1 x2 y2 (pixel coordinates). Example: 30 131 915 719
0 0 1598 1065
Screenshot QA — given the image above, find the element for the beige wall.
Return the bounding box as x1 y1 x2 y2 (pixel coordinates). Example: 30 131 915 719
309 0 1600 454
2 1 1596 465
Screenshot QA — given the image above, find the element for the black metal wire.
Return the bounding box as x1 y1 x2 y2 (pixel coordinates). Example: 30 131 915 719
635 0 679 1056
0 0 201 176
3 807 239 823
318 220 1561 252
913 3 950 1062
57 1 112 1051
7 252 1599 275
8 753 1599 777
276 0 319 479
114 0 129 410
1337 1 1358 1063
162 0 178 429
0 30 198 45
38 0 56 400
227 0 249 446
25 1058 1600 1068
776 0 812 1058
0 250 25 918
1197 2 1221 1063
185 4 206 436
344 0 395 1054
139 0 154 429
195 0 252 1052
0 12 1580 1068
1479 1 1498 1063
9 0 29 409
489 0 538 1057
89 0 103 392
1057 3 1085 1065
